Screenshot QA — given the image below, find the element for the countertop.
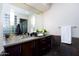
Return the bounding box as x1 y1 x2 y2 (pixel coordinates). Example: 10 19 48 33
3 35 51 47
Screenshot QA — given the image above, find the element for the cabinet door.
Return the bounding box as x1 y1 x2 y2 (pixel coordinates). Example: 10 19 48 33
21 41 33 56
32 39 41 56
4 44 21 56
39 36 52 55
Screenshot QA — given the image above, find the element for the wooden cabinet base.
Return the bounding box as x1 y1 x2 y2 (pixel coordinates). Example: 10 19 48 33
4 35 53 56
21 41 33 56
4 45 21 56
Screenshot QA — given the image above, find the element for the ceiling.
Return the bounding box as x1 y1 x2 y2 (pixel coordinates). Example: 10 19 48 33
25 3 52 13
11 3 52 14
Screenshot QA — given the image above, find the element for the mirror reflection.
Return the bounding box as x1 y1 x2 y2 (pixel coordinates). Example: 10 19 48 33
3 7 35 38
2 4 45 39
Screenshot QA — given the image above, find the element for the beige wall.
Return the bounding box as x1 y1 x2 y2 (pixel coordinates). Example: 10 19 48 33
43 3 79 38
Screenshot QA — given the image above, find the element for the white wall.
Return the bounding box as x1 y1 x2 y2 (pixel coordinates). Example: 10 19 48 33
43 3 79 38
35 14 44 29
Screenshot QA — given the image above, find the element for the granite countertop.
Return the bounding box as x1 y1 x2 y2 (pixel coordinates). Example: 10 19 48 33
3 35 51 47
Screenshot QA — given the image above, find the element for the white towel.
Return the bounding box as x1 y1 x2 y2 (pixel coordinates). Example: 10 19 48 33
61 25 72 44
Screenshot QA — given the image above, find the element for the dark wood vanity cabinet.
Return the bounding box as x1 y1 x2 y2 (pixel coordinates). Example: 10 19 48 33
21 41 34 56
32 36 52 56
4 35 53 56
4 44 21 56
4 41 34 56
39 36 52 55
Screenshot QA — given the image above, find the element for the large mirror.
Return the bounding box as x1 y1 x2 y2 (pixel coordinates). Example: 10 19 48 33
2 3 44 38
3 13 29 36
2 4 36 37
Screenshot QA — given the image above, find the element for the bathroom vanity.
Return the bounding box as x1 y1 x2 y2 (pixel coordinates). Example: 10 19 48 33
4 35 54 56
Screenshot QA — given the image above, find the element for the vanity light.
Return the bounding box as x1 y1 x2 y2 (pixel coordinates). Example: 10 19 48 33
10 9 15 26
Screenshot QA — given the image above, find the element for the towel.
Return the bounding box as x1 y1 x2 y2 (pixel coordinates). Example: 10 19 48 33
61 25 72 44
